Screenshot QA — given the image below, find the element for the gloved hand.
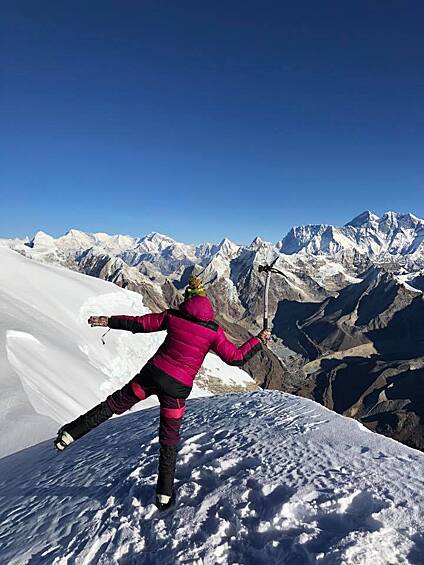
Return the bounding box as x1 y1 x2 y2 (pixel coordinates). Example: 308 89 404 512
88 316 109 327
257 329 271 345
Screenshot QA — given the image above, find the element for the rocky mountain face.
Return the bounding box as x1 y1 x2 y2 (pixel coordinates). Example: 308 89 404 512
274 267 424 450
4 210 424 448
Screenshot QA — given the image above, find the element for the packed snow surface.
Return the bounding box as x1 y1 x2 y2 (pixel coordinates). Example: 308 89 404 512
0 247 254 458
1 391 423 565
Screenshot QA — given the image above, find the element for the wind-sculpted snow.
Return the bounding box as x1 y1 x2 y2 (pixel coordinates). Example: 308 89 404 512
1 392 423 564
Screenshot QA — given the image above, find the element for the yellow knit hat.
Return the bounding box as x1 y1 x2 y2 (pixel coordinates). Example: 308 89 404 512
185 276 206 299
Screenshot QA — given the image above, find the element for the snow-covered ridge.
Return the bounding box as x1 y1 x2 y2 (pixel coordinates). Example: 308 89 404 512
1 391 423 564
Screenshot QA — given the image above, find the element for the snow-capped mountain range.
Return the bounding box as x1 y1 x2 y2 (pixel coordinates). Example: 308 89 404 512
9 209 424 263
4 210 424 318
3 211 423 305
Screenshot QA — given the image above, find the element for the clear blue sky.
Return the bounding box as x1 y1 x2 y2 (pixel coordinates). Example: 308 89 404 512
1 1 423 244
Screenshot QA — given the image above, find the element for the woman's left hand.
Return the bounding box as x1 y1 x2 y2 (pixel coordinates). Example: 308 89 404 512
257 329 271 345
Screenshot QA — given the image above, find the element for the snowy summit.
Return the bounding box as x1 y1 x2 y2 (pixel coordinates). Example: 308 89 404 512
1 392 423 563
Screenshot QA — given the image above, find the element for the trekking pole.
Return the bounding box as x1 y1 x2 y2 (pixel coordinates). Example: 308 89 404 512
258 258 285 330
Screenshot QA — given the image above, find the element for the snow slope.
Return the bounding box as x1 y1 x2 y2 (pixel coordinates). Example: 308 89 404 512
0 391 423 564
0 248 254 458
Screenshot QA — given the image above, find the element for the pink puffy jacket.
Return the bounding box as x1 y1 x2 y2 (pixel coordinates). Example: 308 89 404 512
108 295 262 388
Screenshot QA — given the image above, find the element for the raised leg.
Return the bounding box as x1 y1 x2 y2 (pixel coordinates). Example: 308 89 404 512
54 401 113 450
54 369 155 451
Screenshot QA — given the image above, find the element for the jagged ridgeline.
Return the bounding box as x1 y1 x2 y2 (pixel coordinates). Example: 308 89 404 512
4 210 424 449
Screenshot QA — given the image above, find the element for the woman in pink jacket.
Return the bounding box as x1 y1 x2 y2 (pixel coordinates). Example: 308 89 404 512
55 277 270 511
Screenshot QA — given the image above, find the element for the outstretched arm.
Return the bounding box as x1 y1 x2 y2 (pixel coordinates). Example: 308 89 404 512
211 327 270 366
88 312 168 334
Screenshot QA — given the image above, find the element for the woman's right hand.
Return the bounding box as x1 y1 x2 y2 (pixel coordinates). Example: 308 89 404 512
88 316 109 327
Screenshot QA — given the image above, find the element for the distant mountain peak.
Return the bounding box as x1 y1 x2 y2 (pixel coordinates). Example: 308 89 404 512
65 228 86 237
250 236 263 246
217 237 239 254
144 231 175 243
28 231 55 248
345 211 380 228
219 237 234 245
380 211 423 230
32 230 53 240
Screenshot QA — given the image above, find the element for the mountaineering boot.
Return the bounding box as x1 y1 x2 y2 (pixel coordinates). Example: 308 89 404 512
54 401 113 451
155 444 178 510
155 490 176 512
54 429 74 451
156 444 177 491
